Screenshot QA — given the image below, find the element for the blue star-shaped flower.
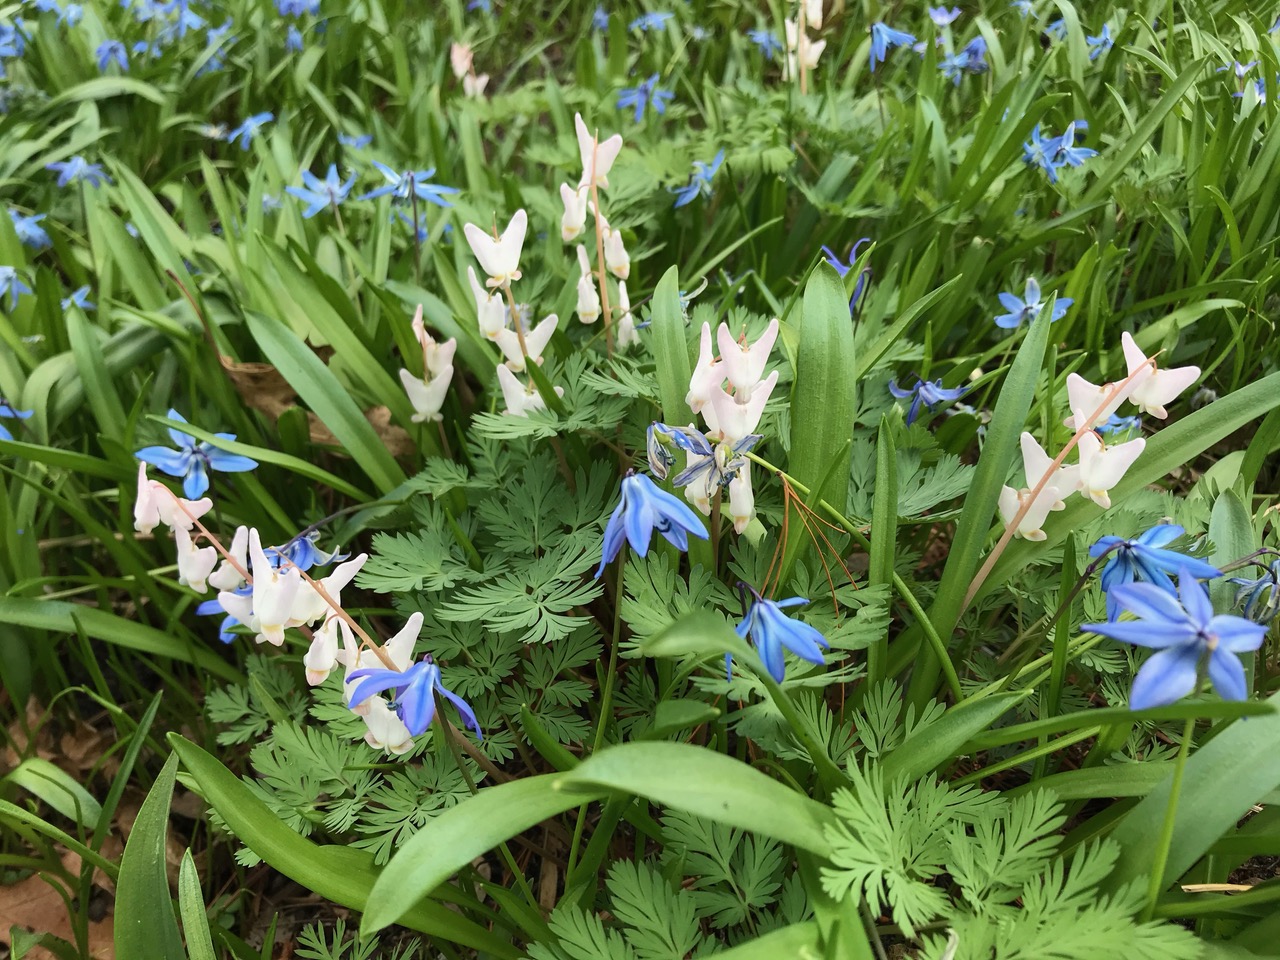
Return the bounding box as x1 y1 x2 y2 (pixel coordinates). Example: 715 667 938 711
1086 24 1113 60
0 400 34 443
8 209 50 250
629 11 673 31
869 22 916 71
672 149 725 208
61 286 95 311
348 658 481 738
731 588 828 683
993 277 1072 329
361 162 459 206
96 39 128 72
888 377 968 425
46 156 111 188
134 408 259 499
1090 525 1222 621
747 28 782 60
285 164 356 218
0 266 31 310
1229 558 1280 624
596 471 708 577
821 239 872 310
617 73 674 122
225 112 273 151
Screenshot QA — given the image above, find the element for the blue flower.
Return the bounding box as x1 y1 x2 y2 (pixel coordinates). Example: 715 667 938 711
467 0 492 13
225 112 273 151
1051 121 1097 169
0 20 28 56
732 588 828 683
617 74 674 122
134 408 259 499
592 6 608 29
285 164 355 218
869 22 916 71
96 39 128 72
1218 60 1258 81
1083 570 1266 709
888 377 968 425
57 4 82 27
267 531 347 572
0 400 34 442
275 0 318 15
1090 525 1222 621
285 24 303 51
0 266 31 310
1086 24 1113 60
994 277 1071 329
361 162 458 206
1010 0 1034 16
629 11 673 31
928 6 961 25
940 40 988 85
61 286 95 311
339 132 372 149
1021 124 1060 181
34 0 61 12
1045 18 1067 40
672 149 724 208
9 209 50 250
348 658 481 738
747 28 782 60
822 239 872 310
596 471 709 577
1229 558 1280 624
1095 413 1141 437
46 156 111 188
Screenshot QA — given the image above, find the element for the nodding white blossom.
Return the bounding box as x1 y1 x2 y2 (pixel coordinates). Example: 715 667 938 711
304 614 342 686
463 73 490 98
449 42 473 78
362 697 416 754
464 209 527 288
728 463 755 534
616 281 638 350
174 524 218 593
337 612 421 752
1075 424 1145 509
288 553 369 628
709 372 778 444
998 482 1064 541
560 183 589 241
208 525 249 592
133 462 162 535
802 0 824 29
496 363 563 417
1120 332 1200 419
1019 432 1078 501
603 226 630 279
717 318 779 398
575 112 623 190
134 463 214 535
400 305 457 423
686 323 724 414
783 19 827 76
575 245 601 324
468 266 507 338
1064 372 1135 431
495 314 559 371
247 527 302 646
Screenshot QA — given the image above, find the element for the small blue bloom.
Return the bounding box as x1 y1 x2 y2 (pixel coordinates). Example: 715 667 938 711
1096 413 1142 437
285 164 355 218
393 209 429 242
275 0 319 15
34 0 61 12
225 112 273 151
617 73 674 122
9 210 50 250
994 277 1071 329
1010 0 1034 16
1051 120 1097 169
46 156 111 188
1218 60 1258 81
61 286 95 311
928 6 961 25
959 35 988 72
0 20 28 56
592 6 608 29
1022 124 1061 181
58 3 82 26
596 472 709 578
1228 558 1280 624
361 162 459 206
888 377 967 425
822 238 872 310
1045 18 1067 40
869 22 916 71
285 24 303 51
267 531 347 572
348 657 481 738
732 588 828 683
339 132 372 149
96 39 129 72
747 28 782 60
672 149 724 208
1083 570 1266 709
467 0 492 12
0 266 31 310
1090 525 1222 621
134 408 259 499
629 11 673 31
1086 24 1113 60
0 399 34 442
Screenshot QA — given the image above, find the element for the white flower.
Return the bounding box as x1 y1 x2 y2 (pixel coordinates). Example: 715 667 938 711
716 318 779 397
449 42 473 78
494 314 558 371
463 73 489 98
575 245 601 324
709 371 777 444
400 368 451 422
560 183 588 241
575 112 623 190
496 364 562 416
174 524 218 593
1019 432 1077 501
464 209 527 288
208 525 249 592
248 528 302 646
361 697 415 755
802 0 824 29
155 492 213 532
686 323 724 414
1063 372 1135 430
997 483 1064 541
1076 427 1145 509
603 227 629 279
616 281 638 349
728 462 754 533
340 614 420 750
383 612 422 671
1120 331 1199 419
468 266 507 338
410 305 457 378
133 463 162 535
303 614 342 686
288 552 369 628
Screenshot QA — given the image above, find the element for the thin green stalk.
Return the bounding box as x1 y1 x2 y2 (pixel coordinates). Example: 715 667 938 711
756 671 846 795
1143 716 1196 922
593 551 627 756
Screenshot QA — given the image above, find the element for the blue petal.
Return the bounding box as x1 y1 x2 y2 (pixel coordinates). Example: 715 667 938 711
205 448 259 473
440 684 482 737
1208 648 1248 701
1178 574 1214 628
165 409 196 450
1109 581 1192 627
1208 615 1267 653
1083 619 1193 649
1138 525 1184 548
1129 645 1199 710
135 446 191 477
347 669 408 708
397 672 438 736
595 503 627 578
183 457 209 499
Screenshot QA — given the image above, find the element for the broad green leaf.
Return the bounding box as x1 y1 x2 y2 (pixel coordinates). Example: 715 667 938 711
178 850 218 960
883 692 1025 783
713 922 822 959
650 266 693 426
115 753 185 960
3 759 101 829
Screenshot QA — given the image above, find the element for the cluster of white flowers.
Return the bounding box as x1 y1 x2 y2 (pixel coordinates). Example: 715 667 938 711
649 319 780 534
449 42 489 98
784 0 827 81
398 305 457 423
999 332 1200 540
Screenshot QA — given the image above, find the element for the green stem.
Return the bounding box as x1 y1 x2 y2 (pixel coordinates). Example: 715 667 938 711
1143 716 1196 922
746 452 964 701
757 671 846 795
592 551 627 756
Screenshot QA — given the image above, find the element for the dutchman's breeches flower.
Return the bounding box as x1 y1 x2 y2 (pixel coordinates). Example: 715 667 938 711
247 528 302 646
1120 331 1200 418
174 524 218 593
1075 426 1145 509
575 112 623 190
998 482 1064 541
464 209 527 288
686 323 724 414
561 183 589 241
717 318 779 397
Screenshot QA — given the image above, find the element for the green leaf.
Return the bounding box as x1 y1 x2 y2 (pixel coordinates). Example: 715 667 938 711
2 759 101 829
178 850 217 960
650 266 693 427
49 77 168 106
169 734 518 957
711 922 822 959
115 753 185 960
883 692 1025 783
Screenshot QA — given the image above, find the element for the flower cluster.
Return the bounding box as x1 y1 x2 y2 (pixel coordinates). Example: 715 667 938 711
998 332 1199 539
1022 121 1098 183
450 42 489 98
648 318 781 533
784 0 827 80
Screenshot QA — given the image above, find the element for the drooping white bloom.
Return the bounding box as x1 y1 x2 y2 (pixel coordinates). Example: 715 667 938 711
1019 432 1077 502
560 183 589 241
603 227 629 279
998 483 1064 541
337 612 422 749
133 462 162 535
449 42 473 78
383 612 422 671
686 323 725 414
464 209 527 288
411 305 457 379
468 266 507 338
400 368 451 423
783 20 826 75
361 697 415 754
716 319 779 397
616 281 638 349
1064 372 1135 431
304 614 342 686
463 73 489 98
496 364 562 417
208 525 249 592
135 463 215 534
1120 331 1200 419
1076 425 1145 509
802 0 824 29
248 527 302 646
575 112 623 190
289 553 368 628
709 371 778 444
728 462 755 533
174 524 218 593
494 314 558 371
575 244 601 324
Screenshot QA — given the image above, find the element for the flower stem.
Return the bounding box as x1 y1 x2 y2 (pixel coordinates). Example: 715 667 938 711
1143 715 1196 922
592 551 627 756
